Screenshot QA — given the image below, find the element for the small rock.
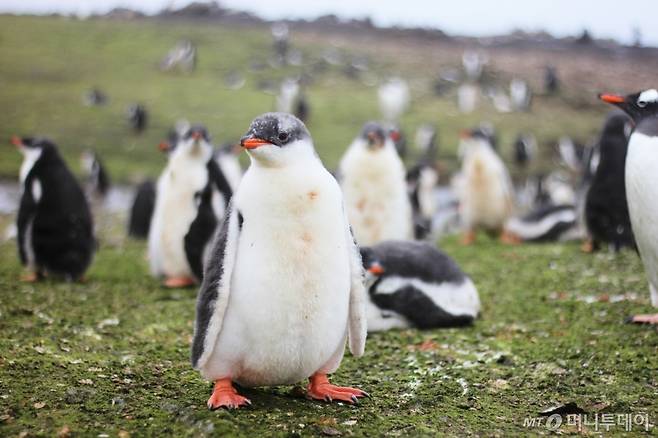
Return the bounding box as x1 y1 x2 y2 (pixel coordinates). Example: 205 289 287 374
33 402 46 409
321 426 341 436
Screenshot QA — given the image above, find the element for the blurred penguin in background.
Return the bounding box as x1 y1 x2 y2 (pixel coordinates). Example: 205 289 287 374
462 50 486 81
12 136 95 282
339 122 413 245
544 66 559 95
513 133 537 170
276 78 310 123
510 78 532 112
378 78 410 123
127 103 148 133
214 142 243 192
80 150 111 201
454 128 515 244
407 124 439 239
360 241 480 331
584 111 635 252
388 124 407 159
128 180 156 240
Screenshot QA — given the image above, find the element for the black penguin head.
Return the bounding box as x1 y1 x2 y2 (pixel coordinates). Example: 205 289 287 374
601 111 633 141
11 136 56 155
359 122 386 150
599 89 658 123
240 112 312 166
164 124 212 159
359 247 385 276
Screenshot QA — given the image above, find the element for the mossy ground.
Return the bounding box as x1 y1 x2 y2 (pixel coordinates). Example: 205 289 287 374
1 233 656 436
0 14 657 437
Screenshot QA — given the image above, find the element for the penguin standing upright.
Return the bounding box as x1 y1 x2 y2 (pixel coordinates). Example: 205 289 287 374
127 103 148 133
80 150 111 199
454 128 515 244
407 124 439 239
11 136 95 281
585 111 635 252
148 125 232 287
339 122 413 245
378 78 410 122
600 89 658 324
191 113 367 409
360 240 480 331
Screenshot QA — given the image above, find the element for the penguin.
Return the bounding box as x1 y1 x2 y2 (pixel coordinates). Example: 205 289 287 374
454 128 515 244
148 125 232 288
407 124 439 239
378 78 410 122
360 240 480 331
513 134 537 169
294 92 310 124
339 121 413 245
584 111 635 252
462 50 486 81
214 142 243 192
126 103 148 133
128 180 156 239
544 66 559 95
457 83 479 114
600 89 658 324
510 78 532 112
191 112 367 409
80 150 111 199
504 204 580 243
11 136 95 281
83 88 107 106
184 184 217 282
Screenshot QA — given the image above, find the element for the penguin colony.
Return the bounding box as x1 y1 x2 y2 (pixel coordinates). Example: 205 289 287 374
10 39 658 410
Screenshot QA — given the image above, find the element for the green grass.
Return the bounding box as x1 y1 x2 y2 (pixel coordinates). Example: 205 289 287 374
0 15 609 183
0 235 656 436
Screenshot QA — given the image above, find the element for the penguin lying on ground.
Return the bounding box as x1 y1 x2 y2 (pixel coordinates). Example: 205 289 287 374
600 89 658 324
149 125 232 288
80 150 111 200
407 124 439 239
584 111 635 252
504 204 580 243
192 113 367 409
360 240 480 331
128 180 156 239
454 128 515 244
339 121 413 245
12 136 95 281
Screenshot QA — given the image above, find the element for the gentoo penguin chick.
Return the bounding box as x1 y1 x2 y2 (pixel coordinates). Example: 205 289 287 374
214 142 243 192
510 78 532 111
455 129 515 244
407 124 439 239
360 241 480 331
128 180 156 239
126 103 148 133
585 111 635 252
339 122 413 245
504 204 580 243
80 150 111 199
12 136 95 281
513 134 537 169
148 125 232 288
191 113 367 409
378 78 410 122
600 89 658 324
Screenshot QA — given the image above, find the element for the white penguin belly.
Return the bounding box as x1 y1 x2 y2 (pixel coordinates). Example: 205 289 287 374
626 133 658 303
205 170 351 386
149 163 208 277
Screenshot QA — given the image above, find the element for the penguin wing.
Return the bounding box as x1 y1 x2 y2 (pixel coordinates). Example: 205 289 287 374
16 178 37 265
191 201 241 369
345 214 367 357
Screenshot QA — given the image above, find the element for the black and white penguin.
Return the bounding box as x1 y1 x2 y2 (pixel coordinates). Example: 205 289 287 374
339 121 413 245
544 66 559 95
407 124 439 239
513 133 537 169
504 204 580 243
80 150 111 199
191 113 367 409
360 240 480 331
214 142 243 192
388 124 407 160
378 78 410 122
510 78 532 112
148 125 232 288
12 136 95 281
584 111 635 252
600 89 658 324
128 180 156 239
453 128 515 244
126 103 148 133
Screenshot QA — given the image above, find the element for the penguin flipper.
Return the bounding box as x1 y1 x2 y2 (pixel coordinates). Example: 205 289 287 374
191 201 240 369
17 177 37 266
206 159 232 209
345 221 367 357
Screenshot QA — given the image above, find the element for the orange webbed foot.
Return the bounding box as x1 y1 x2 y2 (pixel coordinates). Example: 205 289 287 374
627 313 658 325
461 230 476 246
306 373 367 404
163 276 196 288
500 229 522 245
20 272 39 283
207 379 251 410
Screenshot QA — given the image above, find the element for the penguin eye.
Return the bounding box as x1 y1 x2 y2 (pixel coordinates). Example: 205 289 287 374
638 100 648 108
278 132 289 142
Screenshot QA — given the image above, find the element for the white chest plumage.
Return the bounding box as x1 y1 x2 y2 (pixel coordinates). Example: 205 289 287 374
340 143 412 245
204 160 353 386
148 153 209 277
625 132 658 305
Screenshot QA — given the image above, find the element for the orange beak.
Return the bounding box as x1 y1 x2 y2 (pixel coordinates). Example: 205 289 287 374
368 263 385 275
158 141 170 152
459 129 472 139
390 131 401 142
241 138 271 150
10 135 22 147
599 93 625 104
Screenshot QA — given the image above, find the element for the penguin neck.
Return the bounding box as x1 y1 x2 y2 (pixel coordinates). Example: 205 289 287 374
248 140 319 170
635 116 658 137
